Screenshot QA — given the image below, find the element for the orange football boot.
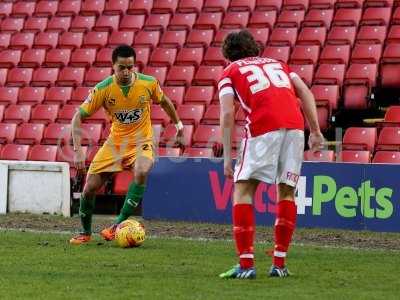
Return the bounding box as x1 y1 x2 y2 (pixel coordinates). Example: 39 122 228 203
100 224 118 241
69 233 91 245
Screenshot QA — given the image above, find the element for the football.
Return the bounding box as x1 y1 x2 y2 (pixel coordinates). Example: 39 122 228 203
115 219 146 248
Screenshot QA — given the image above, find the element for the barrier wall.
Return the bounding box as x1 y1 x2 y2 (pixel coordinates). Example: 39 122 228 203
143 158 400 232
0 161 71 217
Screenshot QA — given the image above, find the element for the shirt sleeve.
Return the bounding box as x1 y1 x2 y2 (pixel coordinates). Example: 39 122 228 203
151 80 164 104
218 68 235 100
79 87 104 118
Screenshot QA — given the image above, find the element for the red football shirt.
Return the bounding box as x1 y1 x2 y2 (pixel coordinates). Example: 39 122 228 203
218 57 304 138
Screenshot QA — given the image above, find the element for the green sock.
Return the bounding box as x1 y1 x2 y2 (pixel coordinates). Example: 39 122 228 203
79 194 96 234
116 182 145 224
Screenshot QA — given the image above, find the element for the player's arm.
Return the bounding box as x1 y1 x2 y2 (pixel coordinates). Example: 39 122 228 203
159 94 184 146
290 74 325 152
219 92 235 178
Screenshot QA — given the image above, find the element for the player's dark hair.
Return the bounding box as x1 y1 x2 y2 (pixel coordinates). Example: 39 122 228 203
112 44 136 64
222 30 260 62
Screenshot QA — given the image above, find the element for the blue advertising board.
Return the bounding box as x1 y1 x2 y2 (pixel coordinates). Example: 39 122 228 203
143 158 400 232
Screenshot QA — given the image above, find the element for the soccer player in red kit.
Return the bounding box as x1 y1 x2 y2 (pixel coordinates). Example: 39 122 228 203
218 30 325 279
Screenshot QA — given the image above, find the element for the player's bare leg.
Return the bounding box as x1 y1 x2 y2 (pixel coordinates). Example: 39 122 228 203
270 183 296 277
70 172 111 245
101 156 153 241
220 179 259 279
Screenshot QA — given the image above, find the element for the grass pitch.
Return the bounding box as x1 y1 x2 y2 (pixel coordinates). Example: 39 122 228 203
0 230 399 300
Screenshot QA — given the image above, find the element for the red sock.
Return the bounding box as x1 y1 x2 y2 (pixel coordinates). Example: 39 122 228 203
233 203 255 269
273 200 297 268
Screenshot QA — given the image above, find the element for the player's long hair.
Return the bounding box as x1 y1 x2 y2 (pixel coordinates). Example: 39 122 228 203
222 30 260 62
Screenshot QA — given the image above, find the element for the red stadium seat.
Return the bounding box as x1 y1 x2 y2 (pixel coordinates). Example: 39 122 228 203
0 69 7 86
351 44 382 64
184 86 214 105
326 26 356 46
23 17 48 33
149 48 177 67
193 66 223 86
262 46 291 63
152 0 178 13
42 123 71 145
345 63 377 86
202 104 220 125
269 28 298 47
338 150 371 163
311 85 340 110
376 127 400 151
56 67 85 86
319 45 351 66
336 0 364 8
6 68 33 87
159 30 187 49
0 87 19 106
283 0 309 10
165 66 196 86
0 123 17 144
71 87 91 105
361 7 391 26
134 30 161 49
135 48 151 69
276 10 305 28
142 66 167 86
0 33 11 50
193 125 221 147
83 108 109 125
144 13 171 32
248 10 276 29
0 49 22 68
178 0 204 13
194 12 223 31
151 104 169 126
112 170 134 195
186 29 214 48
157 147 182 156
372 151 400 164
80 0 105 16
15 123 45 145
288 64 314 87
28 145 58 162
86 145 100 164
57 0 81 16
107 31 135 47
99 123 111 144
393 7 400 24
1 144 30 161
229 0 256 11
84 67 112 86
20 49 46 68
45 87 73 106
356 26 387 44
304 150 335 162
70 48 96 67
58 32 84 49
34 1 59 17
203 47 227 66
9 32 35 50
82 31 109 49
94 48 113 67
290 45 320 65
0 2 12 19
168 13 197 31
381 64 400 87
30 104 59 124
3 104 31 124
57 104 78 123
80 123 102 146
221 12 250 28
119 14 145 32
343 85 369 109
18 87 46 105
255 0 283 10
314 64 346 86
88 5 116 20
213 28 241 46
184 147 214 158
382 44 400 64
70 15 96 32
176 47 204 67
382 106 400 126
160 124 194 147
31 68 59 87
34 32 60 49
11 1 35 18
303 9 334 28
1 18 25 33
94 15 120 32
342 127 377 152
297 27 327 46
162 86 185 106
46 16 72 33
333 8 362 27
127 0 152 15
57 145 87 166
177 104 205 125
